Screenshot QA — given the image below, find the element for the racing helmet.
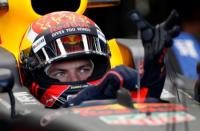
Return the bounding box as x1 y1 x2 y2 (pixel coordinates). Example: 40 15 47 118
19 11 111 108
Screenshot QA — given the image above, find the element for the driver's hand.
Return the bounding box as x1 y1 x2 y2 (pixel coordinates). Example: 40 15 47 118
63 65 138 107
130 10 180 61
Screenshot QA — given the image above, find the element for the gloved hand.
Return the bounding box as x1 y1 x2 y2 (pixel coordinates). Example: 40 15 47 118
129 10 181 61
63 65 138 107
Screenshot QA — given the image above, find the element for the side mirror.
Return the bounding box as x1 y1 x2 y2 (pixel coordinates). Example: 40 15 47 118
0 68 14 93
0 68 15 119
117 88 134 109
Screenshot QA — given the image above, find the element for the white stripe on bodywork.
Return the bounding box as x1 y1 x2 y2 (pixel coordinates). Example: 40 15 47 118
161 89 175 99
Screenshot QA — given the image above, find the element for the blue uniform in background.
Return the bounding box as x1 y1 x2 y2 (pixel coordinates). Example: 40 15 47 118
172 32 200 80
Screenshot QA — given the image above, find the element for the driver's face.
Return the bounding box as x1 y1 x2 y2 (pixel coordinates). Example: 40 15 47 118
46 59 94 82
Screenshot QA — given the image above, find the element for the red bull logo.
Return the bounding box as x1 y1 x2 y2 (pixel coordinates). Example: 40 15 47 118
61 35 82 45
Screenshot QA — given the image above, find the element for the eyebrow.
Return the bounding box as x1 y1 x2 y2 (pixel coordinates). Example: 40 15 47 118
77 64 93 70
51 69 66 72
51 63 93 72
48 69 66 76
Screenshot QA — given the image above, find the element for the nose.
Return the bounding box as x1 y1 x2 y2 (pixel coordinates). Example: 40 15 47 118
67 71 79 82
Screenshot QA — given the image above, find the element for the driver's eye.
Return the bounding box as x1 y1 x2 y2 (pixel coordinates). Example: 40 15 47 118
79 66 92 74
52 71 66 79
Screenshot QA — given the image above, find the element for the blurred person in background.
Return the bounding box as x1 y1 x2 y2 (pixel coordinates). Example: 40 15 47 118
171 0 200 80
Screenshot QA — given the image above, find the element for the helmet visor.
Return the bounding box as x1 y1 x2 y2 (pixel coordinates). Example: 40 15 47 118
32 34 109 67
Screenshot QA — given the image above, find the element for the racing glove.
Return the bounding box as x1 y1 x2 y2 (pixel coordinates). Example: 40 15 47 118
130 10 181 98
130 9 180 61
63 65 138 107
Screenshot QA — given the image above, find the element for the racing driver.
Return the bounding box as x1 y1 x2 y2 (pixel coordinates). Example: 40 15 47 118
19 10 180 108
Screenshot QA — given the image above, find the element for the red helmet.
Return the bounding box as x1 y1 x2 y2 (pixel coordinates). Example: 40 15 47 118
19 11 111 108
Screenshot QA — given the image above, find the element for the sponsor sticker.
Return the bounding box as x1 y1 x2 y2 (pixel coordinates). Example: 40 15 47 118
51 27 92 38
73 103 187 117
73 104 131 117
51 29 65 37
14 92 39 105
99 111 195 126
32 36 46 53
134 103 187 113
